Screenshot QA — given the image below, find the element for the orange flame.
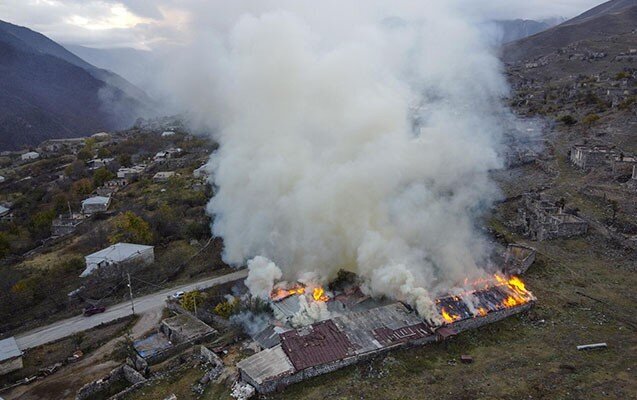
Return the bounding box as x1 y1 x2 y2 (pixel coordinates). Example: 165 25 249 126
441 307 461 323
438 274 533 324
312 287 329 302
270 285 306 301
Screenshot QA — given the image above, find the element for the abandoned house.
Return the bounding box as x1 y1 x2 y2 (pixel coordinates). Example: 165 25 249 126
611 154 637 176
160 314 217 344
81 195 111 214
503 243 536 275
133 314 217 364
80 243 154 277
570 145 615 170
51 214 84 236
153 171 176 182
153 148 182 162
0 337 23 376
518 193 588 241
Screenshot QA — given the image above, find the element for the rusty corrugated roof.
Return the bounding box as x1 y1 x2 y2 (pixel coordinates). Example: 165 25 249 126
279 320 354 371
372 322 431 346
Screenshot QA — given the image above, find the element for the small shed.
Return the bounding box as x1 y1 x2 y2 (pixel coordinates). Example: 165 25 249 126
0 337 23 375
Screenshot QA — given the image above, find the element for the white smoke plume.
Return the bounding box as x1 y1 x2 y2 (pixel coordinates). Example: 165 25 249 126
167 2 513 321
244 256 282 300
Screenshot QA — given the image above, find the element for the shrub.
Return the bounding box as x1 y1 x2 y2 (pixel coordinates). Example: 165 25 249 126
213 298 240 319
582 113 600 126
559 115 577 126
93 167 115 187
109 211 154 244
180 290 205 312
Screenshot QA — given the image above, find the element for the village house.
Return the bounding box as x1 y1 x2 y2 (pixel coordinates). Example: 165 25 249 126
117 165 145 180
153 148 182 163
153 171 176 183
81 196 111 214
0 337 23 376
20 151 40 161
80 243 154 277
87 158 115 170
570 145 615 170
518 193 588 241
161 131 175 137
0 175 5 183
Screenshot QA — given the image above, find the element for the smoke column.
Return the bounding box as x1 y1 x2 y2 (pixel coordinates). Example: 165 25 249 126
172 2 512 321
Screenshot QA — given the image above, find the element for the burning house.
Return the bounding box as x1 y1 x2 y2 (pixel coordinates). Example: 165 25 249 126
237 274 535 394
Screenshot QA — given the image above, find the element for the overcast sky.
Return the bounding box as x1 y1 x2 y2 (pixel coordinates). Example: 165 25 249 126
0 0 607 49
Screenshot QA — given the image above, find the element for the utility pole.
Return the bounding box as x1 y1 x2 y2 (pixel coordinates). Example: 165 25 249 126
193 294 197 317
127 271 135 315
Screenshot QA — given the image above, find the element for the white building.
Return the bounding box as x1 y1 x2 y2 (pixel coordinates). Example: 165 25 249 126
0 176 5 183
81 243 155 277
0 337 23 376
21 151 40 161
161 131 175 137
81 196 111 214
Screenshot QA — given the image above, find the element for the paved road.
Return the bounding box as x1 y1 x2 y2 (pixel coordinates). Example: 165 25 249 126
15 269 248 350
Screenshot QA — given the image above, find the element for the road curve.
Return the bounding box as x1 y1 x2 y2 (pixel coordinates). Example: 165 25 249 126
15 269 248 350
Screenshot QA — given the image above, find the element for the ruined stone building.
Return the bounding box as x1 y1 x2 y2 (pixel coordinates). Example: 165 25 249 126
503 244 536 275
518 193 588 241
611 154 637 176
570 145 615 170
51 214 84 236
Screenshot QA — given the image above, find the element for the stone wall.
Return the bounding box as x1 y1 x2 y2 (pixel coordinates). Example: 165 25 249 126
0 356 23 376
76 365 146 400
